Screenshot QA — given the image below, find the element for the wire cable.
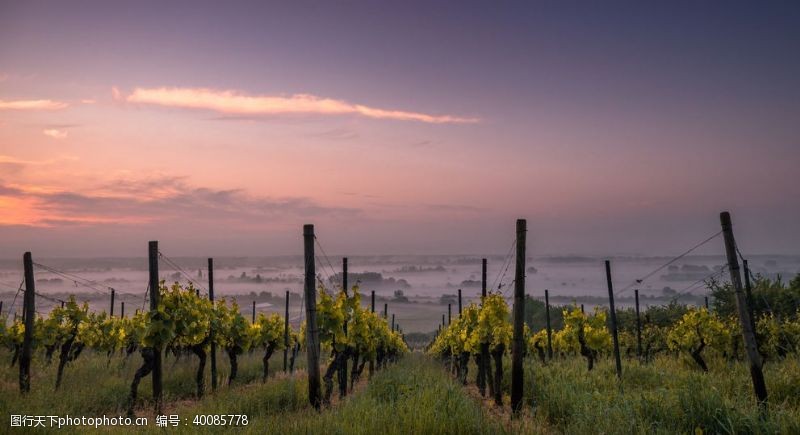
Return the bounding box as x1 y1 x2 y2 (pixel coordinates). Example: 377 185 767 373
615 230 723 298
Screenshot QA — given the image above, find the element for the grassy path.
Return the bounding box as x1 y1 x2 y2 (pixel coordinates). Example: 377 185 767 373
169 352 504 434
1 351 506 433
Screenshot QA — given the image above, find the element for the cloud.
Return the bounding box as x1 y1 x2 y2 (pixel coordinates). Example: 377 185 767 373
309 128 359 140
123 87 479 124
424 203 485 212
0 155 75 171
0 176 359 228
43 129 68 139
0 99 68 110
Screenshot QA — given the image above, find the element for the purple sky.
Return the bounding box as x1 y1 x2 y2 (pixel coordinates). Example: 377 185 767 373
0 1 799 258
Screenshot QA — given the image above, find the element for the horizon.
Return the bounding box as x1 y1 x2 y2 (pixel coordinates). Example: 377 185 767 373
2 1 799 257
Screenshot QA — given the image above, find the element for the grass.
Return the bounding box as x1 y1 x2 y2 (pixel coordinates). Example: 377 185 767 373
0 349 502 434
0 348 305 424
174 353 503 434
480 353 800 434
5 346 798 434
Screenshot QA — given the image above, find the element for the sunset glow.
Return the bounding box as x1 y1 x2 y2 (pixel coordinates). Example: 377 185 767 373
0 1 798 257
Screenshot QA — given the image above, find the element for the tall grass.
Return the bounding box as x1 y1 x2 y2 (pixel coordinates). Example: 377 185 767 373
0 348 306 417
521 355 800 434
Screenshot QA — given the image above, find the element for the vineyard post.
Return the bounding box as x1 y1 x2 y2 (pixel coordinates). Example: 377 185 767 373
442 314 445 328
384 303 388 319
303 224 322 410
208 258 217 392
478 258 488 396
284 290 289 372
743 260 757 333
252 301 256 323
342 257 348 294
0 301 3 316
458 289 462 315
110 288 115 316
545 289 553 359
704 296 709 310
148 241 163 413
121 302 125 318
447 304 451 325
635 289 642 359
369 290 375 376
720 211 768 413
20 252 35 393
511 219 527 413
580 304 585 314
392 313 395 331
340 257 348 398
605 260 623 382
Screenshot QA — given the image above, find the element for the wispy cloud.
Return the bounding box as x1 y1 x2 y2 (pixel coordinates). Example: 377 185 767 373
0 175 359 228
309 128 360 140
43 129 68 139
0 155 72 166
0 99 68 110
123 87 479 124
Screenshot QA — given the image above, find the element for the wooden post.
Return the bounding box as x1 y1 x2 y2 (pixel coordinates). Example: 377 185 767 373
580 304 585 314
482 258 487 299
743 260 757 333
342 257 348 294
442 314 445 328
284 290 289 372
391 313 395 331
121 302 125 318
369 289 375 375
635 289 642 359
208 258 217 391
1 301 4 316
545 289 553 359
384 303 388 319
110 289 115 316
447 303 451 325
478 257 488 396
605 260 623 382
252 300 256 323
61 300 64 308
511 219 527 413
720 212 768 412
148 241 163 413
458 289 462 315
705 296 709 310
303 224 322 410
20 252 35 393
340 257 348 398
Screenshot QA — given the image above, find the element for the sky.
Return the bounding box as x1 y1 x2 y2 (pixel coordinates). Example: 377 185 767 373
1 0 799 258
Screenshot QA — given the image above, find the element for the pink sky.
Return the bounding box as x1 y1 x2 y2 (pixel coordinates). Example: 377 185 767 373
1 2 799 258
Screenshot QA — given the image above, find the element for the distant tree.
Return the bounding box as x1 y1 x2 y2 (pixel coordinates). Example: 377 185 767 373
439 294 457 305
393 290 409 303
523 295 564 331
709 273 800 320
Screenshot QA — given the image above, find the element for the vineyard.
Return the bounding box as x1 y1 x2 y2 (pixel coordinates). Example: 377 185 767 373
1 213 800 433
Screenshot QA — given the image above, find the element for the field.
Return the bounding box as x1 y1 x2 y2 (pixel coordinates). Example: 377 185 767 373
2 342 799 434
